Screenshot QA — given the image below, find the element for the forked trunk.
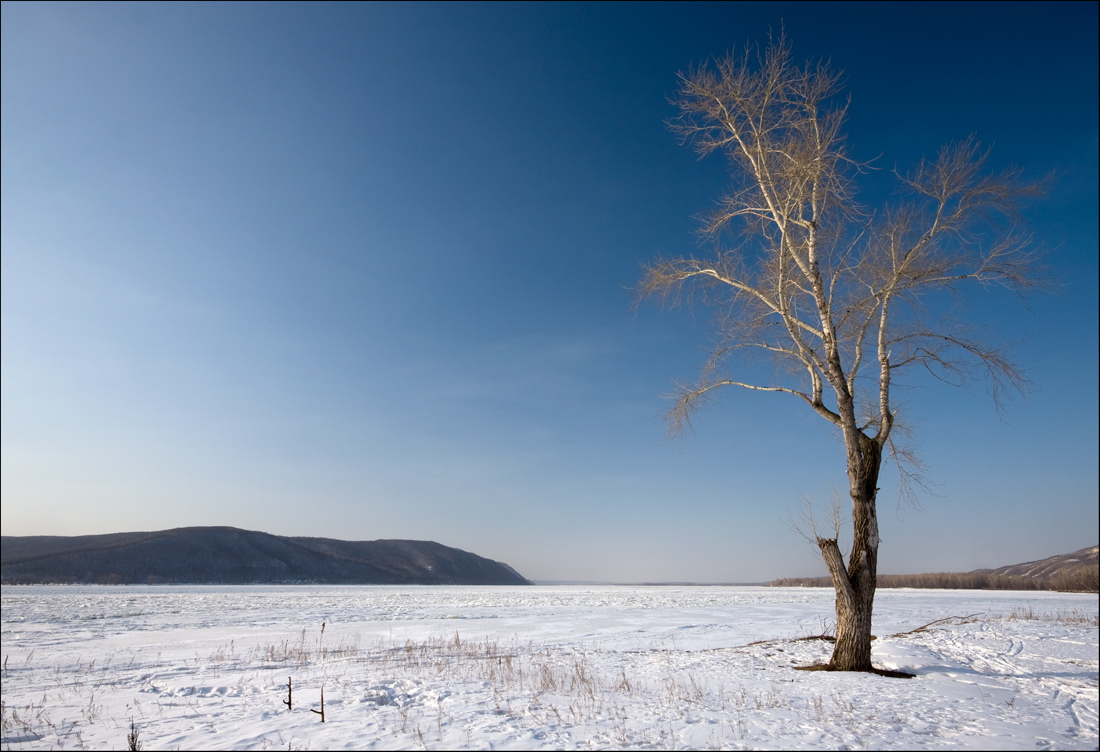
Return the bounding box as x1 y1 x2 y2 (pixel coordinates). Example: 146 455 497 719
818 432 881 671
827 558 876 670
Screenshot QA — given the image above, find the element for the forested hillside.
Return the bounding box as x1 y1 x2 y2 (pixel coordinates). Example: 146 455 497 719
768 546 1098 592
1 527 531 586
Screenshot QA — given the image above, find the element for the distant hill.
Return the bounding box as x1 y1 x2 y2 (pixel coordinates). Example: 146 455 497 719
0 526 531 586
975 545 1098 580
767 545 1099 592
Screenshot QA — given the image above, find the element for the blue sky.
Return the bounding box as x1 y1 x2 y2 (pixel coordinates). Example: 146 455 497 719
2 2 1097 582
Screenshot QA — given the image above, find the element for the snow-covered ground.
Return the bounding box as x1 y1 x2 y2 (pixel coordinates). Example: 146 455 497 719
1 585 1096 750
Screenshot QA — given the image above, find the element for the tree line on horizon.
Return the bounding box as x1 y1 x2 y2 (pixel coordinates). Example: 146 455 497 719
767 567 1099 593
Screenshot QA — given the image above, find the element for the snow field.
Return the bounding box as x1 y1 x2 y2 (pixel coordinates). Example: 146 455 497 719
1 585 1096 750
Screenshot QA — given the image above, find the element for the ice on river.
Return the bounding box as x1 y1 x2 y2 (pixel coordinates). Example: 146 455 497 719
1 585 1096 749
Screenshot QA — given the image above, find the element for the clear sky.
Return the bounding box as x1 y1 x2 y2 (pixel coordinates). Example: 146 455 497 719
2 2 1097 583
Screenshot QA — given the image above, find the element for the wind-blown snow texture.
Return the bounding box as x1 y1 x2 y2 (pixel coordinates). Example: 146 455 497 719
1 585 1096 750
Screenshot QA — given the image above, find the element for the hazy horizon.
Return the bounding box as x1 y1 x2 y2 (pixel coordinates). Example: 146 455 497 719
2 524 1095 585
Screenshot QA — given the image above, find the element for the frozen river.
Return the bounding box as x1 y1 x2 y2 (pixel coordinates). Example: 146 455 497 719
2 584 1097 749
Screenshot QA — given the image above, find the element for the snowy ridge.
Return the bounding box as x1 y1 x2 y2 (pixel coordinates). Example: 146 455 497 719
977 545 1099 580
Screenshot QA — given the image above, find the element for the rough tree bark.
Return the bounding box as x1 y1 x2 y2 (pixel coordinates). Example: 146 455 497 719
640 33 1041 672
820 430 881 671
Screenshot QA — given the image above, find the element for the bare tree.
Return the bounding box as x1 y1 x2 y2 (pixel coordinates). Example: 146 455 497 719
640 33 1042 672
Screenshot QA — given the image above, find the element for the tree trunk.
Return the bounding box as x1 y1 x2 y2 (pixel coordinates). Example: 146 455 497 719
818 432 882 671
